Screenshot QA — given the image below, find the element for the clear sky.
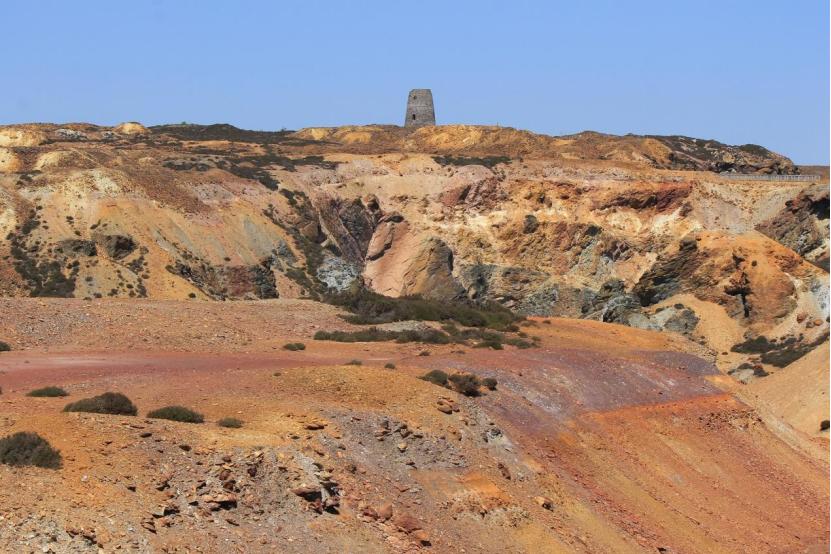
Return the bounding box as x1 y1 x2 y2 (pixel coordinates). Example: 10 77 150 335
4 0 828 163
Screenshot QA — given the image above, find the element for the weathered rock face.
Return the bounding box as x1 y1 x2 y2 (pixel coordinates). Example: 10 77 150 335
167 261 278 300
94 233 136 260
364 223 463 300
0 122 826 360
756 184 829 270
633 238 706 306
648 135 798 174
315 196 379 264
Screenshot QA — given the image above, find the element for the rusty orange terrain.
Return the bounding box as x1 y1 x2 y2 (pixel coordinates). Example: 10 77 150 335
0 298 827 553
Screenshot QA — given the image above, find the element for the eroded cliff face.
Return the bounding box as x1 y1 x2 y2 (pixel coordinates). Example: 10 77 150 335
0 123 827 373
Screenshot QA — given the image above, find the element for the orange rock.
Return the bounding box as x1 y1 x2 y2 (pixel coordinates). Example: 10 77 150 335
377 502 393 521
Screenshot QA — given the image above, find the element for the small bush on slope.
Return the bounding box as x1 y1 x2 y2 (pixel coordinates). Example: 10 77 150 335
420 370 449 387
0 432 61 469
449 373 481 397
64 392 137 415
27 386 68 397
147 406 204 423
217 417 243 428
283 342 306 351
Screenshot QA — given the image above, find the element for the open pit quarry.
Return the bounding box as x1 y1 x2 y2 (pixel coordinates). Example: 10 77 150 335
0 122 827 553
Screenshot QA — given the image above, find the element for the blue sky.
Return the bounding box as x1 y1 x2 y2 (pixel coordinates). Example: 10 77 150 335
4 1 828 163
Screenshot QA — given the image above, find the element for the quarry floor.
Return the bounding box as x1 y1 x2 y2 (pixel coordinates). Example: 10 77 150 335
0 298 827 553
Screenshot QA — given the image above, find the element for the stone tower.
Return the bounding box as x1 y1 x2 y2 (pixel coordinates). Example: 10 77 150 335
404 89 435 127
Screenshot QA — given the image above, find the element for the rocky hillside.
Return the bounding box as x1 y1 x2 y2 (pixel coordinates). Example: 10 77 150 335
0 122 827 378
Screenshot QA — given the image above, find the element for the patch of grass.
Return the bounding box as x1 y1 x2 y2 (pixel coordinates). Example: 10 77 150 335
64 392 137 415
217 417 243 428
345 359 363 366
0 432 62 469
0 341 10 352
283 342 306 351
27 386 68 398
420 369 449 387
147 406 204 423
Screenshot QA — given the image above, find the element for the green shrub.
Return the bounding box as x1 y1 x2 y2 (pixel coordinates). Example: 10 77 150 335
315 327 452 344
474 338 504 350
395 329 451 344
481 377 498 391
27 386 68 398
64 392 137 415
505 337 533 349
217 417 243 428
441 323 460 335
420 369 449 387
0 432 61 469
456 328 504 343
314 328 395 342
449 373 481 397
0 341 10 352
147 406 204 423
384 362 396 369
283 342 306 351
345 359 363 366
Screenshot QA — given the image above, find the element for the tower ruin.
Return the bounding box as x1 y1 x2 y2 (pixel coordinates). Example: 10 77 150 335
404 89 435 127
